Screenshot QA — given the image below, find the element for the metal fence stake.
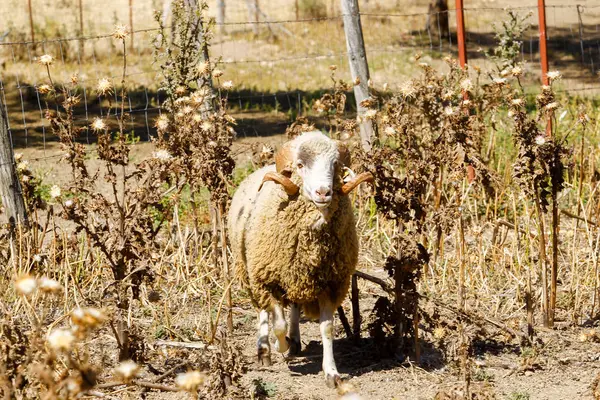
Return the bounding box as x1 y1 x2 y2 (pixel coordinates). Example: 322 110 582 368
455 0 474 183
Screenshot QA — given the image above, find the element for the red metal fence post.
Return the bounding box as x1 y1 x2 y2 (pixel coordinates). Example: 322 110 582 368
455 0 474 182
537 0 552 137
455 0 467 69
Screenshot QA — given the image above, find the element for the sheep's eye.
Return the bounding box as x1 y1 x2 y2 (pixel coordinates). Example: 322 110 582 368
297 162 304 169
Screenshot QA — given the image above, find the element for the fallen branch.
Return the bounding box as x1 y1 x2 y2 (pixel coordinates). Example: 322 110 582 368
354 270 531 344
422 295 531 344
140 361 191 394
154 361 190 382
353 270 392 294
96 380 178 392
561 209 598 227
155 340 214 350
496 219 536 240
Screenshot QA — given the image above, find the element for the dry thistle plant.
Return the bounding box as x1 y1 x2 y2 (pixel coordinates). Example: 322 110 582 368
486 10 532 75
345 56 498 355
506 70 570 329
40 26 186 362
153 0 236 337
311 66 358 140
0 276 107 398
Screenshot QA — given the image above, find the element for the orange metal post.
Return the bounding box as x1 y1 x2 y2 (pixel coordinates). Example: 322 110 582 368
455 0 474 182
455 0 467 68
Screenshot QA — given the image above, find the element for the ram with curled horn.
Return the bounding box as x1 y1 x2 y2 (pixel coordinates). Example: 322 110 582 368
228 130 373 389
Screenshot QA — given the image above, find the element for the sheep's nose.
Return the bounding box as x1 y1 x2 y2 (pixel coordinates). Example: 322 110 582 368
315 186 332 198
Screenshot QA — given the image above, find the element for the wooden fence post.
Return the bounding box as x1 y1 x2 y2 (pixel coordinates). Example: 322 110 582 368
129 0 134 51
0 97 28 228
162 0 172 27
78 0 85 56
216 0 226 34
340 0 373 152
27 0 35 42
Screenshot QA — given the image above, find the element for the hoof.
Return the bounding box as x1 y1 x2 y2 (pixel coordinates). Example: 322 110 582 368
257 352 272 366
275 336 290 353
325 374 342 389
257 345 272 366
288 337 302 357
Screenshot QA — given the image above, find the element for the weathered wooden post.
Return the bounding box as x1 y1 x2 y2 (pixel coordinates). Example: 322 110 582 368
78 0 85 56
162 0 172 27
246 0 259 36
129 0 134 51
340 0 373 152
27 0 35 42
340 0 372 340
216 0 226 34
0 98 28 228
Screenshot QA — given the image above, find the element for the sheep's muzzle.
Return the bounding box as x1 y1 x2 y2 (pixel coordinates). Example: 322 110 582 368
258 172 300 196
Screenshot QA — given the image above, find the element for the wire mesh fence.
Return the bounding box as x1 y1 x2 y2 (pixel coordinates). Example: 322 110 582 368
1 1 600 158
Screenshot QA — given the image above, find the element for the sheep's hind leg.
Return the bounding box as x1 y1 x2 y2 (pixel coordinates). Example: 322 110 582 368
288 303 302 356
257 310 272 366
319 297 342 388
271 304 290 353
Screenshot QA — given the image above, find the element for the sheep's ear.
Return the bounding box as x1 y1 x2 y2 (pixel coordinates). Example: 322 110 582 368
336 141 351 167
275 141 295 175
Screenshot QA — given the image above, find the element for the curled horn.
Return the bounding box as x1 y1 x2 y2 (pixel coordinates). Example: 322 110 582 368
259 172 299 196
336 141 374 194
341 172 375 195
258 141 299 196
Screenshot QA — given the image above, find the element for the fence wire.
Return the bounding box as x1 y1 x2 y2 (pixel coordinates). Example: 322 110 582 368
1 2 599 155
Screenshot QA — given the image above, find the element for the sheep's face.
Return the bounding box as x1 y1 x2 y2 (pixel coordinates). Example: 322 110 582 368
259 131 373 214
294 139 341 209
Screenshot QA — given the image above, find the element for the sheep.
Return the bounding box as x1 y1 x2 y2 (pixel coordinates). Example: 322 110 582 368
228 130 373 388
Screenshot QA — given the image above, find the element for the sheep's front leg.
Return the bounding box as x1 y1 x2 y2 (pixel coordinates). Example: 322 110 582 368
257 310 272 366
319 298 341 388
271 304 290 353
288 303 302 356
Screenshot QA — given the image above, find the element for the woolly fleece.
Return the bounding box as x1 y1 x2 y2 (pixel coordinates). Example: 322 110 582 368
228 135 359 320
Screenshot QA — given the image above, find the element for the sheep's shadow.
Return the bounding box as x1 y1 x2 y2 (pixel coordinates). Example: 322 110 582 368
285 336 446 379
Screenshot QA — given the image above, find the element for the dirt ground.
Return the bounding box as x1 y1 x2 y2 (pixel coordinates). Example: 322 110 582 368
14 109 600 400
89 267 600 400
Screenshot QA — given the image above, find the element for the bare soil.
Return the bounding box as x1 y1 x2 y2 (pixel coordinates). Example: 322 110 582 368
117 273 600 400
